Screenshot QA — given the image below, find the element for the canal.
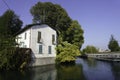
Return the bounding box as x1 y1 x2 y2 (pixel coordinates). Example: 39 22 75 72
0 58 120 80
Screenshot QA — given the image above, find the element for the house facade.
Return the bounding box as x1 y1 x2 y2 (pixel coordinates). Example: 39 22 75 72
16 24 57 66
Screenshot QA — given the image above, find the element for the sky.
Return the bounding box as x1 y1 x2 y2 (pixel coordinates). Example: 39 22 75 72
0 0 120 50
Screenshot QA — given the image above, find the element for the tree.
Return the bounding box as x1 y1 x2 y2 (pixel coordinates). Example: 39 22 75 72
65 20 84 49
108 35 119 52
0 10 23 50
30 2 71 32
56 41 80 64
82 45 98 54
0 10 26 70
0 10 23 36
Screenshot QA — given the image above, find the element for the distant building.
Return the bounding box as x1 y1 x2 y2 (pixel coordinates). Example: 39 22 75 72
98 48 110 53
16 24 57 66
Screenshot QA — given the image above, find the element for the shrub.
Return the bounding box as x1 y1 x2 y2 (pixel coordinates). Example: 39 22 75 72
0 47 32 71
56 41 80 64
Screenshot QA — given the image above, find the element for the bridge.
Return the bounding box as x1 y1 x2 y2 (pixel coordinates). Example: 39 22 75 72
86 52 120 62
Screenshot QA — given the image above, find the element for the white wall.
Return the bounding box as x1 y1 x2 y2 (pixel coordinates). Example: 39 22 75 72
30 24 56 58
17 29 30 48
17 24 57 59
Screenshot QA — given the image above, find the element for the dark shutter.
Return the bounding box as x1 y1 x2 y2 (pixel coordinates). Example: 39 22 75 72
52 34 55 44
25 33 27 40
38 32 41 43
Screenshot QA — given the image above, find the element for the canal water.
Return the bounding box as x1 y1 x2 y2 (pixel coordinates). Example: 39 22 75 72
0 58 120 80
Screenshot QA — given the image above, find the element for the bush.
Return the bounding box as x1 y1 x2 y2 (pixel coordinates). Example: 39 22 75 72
56 41 80 64
0 47 32 71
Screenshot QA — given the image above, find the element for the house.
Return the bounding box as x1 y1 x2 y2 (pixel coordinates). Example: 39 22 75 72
16 24 57 66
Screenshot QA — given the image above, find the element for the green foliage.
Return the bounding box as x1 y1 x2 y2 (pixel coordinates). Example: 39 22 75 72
0 47 32 70
108 35 120 52
0 10 30 71
65 20 84 49
30 2 71 33
0 10 23 36
0 37 31 70
0 47 15 70
82 45 98 54
56 42 80 64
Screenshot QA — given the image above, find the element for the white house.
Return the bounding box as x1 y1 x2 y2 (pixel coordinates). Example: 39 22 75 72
16 24 57 66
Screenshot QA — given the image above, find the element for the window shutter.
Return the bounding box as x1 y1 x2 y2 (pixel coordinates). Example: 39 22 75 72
52 34 55 44
25 33 27 40
38 32 41 43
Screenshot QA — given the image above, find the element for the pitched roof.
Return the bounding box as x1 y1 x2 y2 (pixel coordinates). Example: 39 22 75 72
14 23 41 36
14 23 56 36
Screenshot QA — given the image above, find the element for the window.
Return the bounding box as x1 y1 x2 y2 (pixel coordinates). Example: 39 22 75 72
52 34 55 44
48 46 52 54
20 42 24 46
24 45 27 48
38 31 42 43
25 33 27 40
39 45 42 54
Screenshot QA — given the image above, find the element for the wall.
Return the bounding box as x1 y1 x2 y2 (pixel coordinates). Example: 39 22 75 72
17 29 31 48
30 24 57 58
16 24 57 67
31 57 56 67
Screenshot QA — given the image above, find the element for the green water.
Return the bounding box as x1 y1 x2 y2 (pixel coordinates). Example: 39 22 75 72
0 58 120 80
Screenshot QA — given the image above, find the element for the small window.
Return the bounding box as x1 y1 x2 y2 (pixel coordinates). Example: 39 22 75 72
39 45 42 54
48 46 52 54
24 45 27 48
20 42 24 46
38 31 42 43
25 33 27 40
52 34 55 44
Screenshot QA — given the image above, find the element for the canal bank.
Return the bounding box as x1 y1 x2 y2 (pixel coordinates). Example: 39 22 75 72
86 52 120 62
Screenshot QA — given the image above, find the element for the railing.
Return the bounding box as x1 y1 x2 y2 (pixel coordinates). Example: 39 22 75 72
86 53 120 61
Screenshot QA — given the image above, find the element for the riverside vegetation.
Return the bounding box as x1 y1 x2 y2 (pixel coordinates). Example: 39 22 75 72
0 10 31 70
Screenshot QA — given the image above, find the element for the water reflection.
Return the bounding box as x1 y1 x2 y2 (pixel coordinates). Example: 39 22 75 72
111 62 120 80
56 64 86 80
76 58 120 80
32 66 56 80
1 59 120 80
0 65 56 80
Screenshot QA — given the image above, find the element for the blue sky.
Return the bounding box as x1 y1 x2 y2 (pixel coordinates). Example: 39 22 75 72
0 0 120 50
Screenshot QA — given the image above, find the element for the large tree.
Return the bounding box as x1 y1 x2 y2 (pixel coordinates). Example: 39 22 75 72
65 20 84 48
108 35 119 52
0 10 23 36
30 2 72 32
0 10 25 70
0 10 23 50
